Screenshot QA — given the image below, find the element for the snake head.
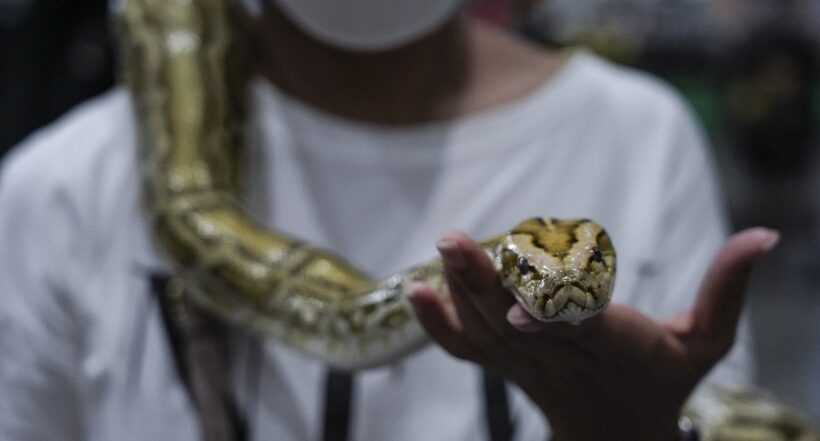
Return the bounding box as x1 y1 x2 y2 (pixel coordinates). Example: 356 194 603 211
496 218 616 323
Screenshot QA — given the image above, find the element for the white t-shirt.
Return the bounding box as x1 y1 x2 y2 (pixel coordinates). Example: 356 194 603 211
0 52 750 441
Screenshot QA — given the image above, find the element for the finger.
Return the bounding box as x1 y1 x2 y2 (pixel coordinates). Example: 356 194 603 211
437 231 518 337
690 227 779 351
437 231 502 294
407 283 482 361
507 303 605 338
507 304 549 333
436 232 530 365
660 310 694 336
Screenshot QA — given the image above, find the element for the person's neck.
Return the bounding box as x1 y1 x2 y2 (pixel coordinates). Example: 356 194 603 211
253 7 470 125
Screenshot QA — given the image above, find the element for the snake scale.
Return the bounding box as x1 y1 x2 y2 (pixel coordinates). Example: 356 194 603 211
117 0 820 438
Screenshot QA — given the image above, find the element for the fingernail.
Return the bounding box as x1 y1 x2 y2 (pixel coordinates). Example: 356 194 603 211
762 229 781 251
437 239 467 268
406 282 425 299
506 306 531 326
507 306 544 333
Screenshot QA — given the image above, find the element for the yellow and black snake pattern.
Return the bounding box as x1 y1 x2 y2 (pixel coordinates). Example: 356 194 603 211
119 0 614 369
116 0 820 438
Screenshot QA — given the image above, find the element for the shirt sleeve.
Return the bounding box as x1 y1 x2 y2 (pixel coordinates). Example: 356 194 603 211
0 153 85 440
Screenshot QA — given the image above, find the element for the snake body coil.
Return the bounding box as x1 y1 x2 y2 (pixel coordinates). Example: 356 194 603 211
118 0 820 438
119 0 614 368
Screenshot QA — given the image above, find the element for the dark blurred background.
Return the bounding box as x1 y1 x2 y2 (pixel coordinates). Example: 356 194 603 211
0 0 113 151
2 0 819 423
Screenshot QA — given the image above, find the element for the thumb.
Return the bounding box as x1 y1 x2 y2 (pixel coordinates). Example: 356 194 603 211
689 227 779 355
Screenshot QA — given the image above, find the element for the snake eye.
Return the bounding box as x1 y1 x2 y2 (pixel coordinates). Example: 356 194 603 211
517 257 532 275
590 247 603 263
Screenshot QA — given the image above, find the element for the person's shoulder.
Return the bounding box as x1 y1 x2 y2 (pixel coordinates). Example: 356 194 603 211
0 87 138 207
570 51 694 128
0 86 141 243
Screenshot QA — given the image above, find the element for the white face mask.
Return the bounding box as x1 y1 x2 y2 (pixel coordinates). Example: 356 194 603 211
247 0 463 52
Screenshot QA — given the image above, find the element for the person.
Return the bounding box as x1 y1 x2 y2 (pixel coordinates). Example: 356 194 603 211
0 0 777 440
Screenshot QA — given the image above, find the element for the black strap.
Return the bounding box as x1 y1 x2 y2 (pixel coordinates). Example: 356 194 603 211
153 275 512 441
320 367 513 441
150 274 248 441
483 367 515 441
151 275 194 397
322 370 355 441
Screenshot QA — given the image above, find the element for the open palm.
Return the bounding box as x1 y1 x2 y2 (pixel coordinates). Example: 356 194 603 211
409 227 778 441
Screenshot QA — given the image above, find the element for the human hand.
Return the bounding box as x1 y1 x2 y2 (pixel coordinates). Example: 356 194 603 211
408 228 779 441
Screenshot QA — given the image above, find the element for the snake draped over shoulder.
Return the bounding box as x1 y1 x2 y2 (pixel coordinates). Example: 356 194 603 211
118 0 614 369
117 0 820 439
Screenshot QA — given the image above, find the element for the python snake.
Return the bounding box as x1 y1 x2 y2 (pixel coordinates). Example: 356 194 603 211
117 0 820 438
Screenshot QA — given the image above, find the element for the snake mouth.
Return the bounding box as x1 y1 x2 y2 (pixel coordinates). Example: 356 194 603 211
500 264 610 323
529 281 604 322
545 281 588 302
